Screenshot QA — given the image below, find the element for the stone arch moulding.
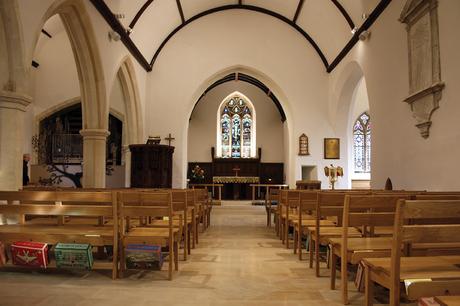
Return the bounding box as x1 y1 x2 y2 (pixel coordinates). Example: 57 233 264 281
116 56 144 145
34 0 109 188
37 0 108 131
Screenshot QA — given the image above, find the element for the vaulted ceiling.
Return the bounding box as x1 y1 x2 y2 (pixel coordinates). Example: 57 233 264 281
91 0 390 72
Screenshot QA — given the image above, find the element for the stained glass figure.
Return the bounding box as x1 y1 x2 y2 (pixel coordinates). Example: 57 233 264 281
353 112 371 173
218 95 253 158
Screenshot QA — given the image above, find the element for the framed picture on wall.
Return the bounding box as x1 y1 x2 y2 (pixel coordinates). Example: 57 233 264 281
324 138 340 159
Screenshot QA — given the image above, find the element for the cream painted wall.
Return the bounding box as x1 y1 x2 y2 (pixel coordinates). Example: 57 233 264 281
330 0 460 191
188 82 284 163
145 10 349 189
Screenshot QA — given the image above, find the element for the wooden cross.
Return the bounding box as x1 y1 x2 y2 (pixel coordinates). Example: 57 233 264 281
232 166 241 177
164 133 175 146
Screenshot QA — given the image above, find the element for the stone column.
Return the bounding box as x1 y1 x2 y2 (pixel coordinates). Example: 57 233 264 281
0 91 32 190
80 129 110 188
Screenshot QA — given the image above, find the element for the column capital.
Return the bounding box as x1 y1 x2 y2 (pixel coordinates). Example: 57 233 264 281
79 128 110 140
0 90 32 112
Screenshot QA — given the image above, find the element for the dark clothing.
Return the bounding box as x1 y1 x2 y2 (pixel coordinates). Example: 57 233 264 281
23 160 29 186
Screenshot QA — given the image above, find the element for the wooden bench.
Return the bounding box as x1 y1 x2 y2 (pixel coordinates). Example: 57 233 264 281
0 191 118 279
328 194 412 304
292 190 336 260
309 191 369 276
363 199 460 306
118 190 179 280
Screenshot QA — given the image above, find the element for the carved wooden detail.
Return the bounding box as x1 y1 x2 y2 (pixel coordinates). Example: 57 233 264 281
400 0 444 138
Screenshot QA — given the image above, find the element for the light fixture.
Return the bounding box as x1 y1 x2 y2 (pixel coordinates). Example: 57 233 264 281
359 30 371 41
108 30 121 42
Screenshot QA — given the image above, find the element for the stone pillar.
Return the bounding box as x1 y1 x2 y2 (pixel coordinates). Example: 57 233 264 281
122 145 131 187
0 91 32 190
80 129 110 188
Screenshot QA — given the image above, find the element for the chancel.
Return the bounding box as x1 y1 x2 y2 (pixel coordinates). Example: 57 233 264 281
1 0 460 306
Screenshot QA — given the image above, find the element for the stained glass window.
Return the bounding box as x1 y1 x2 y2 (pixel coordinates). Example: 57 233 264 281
219 96 253 158
353 112 371 173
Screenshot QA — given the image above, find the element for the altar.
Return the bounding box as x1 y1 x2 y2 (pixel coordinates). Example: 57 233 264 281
213 176 259 200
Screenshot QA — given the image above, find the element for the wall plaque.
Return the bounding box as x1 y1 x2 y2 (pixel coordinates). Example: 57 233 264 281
400 0 444 138
298 133 310 156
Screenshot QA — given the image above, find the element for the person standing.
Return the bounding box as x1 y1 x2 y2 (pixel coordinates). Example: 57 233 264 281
23 154 30 186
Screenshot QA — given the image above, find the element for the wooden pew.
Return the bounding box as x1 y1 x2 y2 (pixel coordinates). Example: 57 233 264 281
0 191 118 279
363 199 460 306
328 194 412 304
292 190 336 259
309 191 369 277
283 190 301 249
118 190 179 280
265 186 285 228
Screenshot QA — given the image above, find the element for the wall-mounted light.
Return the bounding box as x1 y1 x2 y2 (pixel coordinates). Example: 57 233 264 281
359 30 371 41
108 30 121 42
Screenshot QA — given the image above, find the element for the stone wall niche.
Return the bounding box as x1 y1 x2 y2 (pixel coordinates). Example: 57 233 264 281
400 0 444 138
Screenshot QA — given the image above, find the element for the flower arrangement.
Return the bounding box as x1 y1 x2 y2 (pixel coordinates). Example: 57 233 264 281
192 165 205 181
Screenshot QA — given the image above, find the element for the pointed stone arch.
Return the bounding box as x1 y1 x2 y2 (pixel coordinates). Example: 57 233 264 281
116 56 144 145
34 0 108 187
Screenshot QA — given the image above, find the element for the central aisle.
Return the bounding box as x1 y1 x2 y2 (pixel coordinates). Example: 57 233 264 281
0 201 366 306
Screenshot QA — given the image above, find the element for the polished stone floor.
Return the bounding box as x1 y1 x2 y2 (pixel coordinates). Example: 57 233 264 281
0 201 389 306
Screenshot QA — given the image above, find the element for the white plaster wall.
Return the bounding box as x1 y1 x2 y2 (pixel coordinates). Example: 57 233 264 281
146 10 348 189
330 0 460 191
188 82 284 163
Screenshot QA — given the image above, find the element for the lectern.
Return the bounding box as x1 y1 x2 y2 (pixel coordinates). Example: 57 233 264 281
129 144 174 188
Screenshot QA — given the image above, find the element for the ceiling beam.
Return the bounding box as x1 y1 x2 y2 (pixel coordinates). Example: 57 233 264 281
90 0 151 71
330 0 355 29
176 0 185 23
129 0 154 31
327 0 391 72
150 4 329 70
293 0 305 24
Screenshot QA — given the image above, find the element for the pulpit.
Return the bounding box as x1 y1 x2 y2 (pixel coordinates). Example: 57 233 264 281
129 144 174 188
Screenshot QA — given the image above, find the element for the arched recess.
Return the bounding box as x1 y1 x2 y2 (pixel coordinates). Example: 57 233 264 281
32 0 108 187
184 65 294 188
332 61 370 188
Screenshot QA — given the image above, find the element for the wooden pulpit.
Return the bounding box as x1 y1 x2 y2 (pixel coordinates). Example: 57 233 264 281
129 144 174 188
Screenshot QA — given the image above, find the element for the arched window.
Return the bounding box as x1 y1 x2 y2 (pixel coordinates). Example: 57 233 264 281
217 93 255 158
353 112 371 173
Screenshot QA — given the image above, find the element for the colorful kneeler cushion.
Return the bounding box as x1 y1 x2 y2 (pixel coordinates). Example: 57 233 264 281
54 243 93 270
125 244 163 270
11 241 49 268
